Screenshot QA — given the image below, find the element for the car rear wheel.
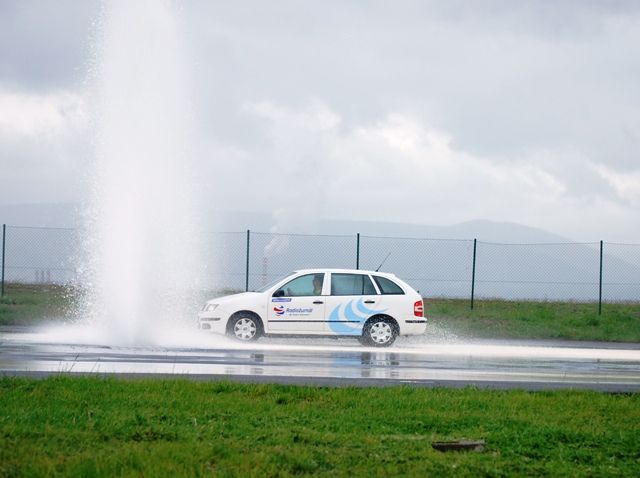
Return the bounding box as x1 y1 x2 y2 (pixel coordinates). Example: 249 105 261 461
362 317 397 347
229 314 261 341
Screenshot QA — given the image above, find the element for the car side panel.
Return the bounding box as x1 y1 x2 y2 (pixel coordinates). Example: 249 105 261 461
323 294 384 335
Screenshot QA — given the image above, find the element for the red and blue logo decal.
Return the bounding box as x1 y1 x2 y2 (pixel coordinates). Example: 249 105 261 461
273 305 285 316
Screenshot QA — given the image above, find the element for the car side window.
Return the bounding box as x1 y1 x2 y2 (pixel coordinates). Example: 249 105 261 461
331 273 377 296
373 276 405 295
278 273 324 297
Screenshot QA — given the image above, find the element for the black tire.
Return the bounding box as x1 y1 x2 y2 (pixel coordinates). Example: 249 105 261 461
361 317 397 347
228 313 262 342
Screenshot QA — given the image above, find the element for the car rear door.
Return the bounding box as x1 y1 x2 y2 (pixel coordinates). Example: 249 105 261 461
324 272 384 336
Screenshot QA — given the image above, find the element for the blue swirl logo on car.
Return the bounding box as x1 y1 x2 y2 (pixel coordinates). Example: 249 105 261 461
273 305 285 316
329 299 386 335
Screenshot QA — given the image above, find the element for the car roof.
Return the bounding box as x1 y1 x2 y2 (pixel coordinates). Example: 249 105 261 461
293 268 398 278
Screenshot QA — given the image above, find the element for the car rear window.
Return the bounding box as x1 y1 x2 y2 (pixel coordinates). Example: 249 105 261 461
331 273 377 296
373 276 405 295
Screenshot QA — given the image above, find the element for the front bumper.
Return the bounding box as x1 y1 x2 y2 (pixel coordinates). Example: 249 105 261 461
197 311 228 334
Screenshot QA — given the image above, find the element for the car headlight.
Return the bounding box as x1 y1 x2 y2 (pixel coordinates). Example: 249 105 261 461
203 303 218 312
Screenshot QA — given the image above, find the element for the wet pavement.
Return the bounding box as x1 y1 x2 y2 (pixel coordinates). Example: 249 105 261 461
1 326 639 391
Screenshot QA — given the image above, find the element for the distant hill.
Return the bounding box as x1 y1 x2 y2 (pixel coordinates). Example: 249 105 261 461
1 202 574 243
207 209 576 243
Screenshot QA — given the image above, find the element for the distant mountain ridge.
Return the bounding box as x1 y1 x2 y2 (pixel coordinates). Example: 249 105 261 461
0 202 601 244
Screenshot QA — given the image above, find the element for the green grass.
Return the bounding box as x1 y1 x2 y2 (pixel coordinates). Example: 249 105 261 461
426 298 640 342
1 284 639 342
0 377 639 477
0 283 76 326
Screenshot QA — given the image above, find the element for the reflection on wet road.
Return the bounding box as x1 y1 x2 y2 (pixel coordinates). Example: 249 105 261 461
1 327 639 391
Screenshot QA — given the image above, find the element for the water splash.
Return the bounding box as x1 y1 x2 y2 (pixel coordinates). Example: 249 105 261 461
79 0 202 345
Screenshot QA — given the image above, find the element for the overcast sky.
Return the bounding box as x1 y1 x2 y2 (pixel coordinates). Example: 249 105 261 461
1 0 639 241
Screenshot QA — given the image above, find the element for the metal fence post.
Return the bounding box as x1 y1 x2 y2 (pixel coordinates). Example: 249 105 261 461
356 233 360 270
245 229 250 292
470 238 477 309
598 240 603 315
1 224 5 297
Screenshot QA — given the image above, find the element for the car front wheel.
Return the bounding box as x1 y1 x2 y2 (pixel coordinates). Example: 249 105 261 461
229 314 262 341
362 317 397 347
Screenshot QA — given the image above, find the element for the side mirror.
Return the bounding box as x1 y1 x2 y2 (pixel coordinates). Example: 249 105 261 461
273 289 285 298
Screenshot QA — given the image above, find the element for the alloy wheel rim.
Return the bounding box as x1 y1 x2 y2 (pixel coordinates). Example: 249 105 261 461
370 322 392 344
234 318 257 340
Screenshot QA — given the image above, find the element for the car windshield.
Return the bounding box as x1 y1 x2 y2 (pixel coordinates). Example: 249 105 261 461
254 272 296 293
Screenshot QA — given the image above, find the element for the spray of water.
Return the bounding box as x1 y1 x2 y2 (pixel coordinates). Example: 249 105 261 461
78 0 202 345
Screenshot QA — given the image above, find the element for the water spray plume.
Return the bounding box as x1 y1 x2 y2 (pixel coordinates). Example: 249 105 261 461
80 0 202 345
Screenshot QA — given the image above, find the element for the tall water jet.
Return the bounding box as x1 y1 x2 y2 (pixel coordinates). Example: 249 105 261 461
82 0 202 345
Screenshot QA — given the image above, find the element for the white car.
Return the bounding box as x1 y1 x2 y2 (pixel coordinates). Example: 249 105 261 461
198 268 427 347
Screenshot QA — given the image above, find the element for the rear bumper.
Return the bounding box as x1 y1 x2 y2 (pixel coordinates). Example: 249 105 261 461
400 318 427 335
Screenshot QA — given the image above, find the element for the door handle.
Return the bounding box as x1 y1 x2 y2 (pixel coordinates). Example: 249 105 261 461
364 300 375 304
313 301 324 304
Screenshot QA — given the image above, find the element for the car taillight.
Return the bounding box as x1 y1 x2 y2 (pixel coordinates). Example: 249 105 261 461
414 300 423 317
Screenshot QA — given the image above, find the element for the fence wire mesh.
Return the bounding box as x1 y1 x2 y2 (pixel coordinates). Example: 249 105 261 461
247 232 356 291
1 224 639 307
202 231 249 293
602 243 640 303
474 242 602 301
2 226 79 285
359 236 474 298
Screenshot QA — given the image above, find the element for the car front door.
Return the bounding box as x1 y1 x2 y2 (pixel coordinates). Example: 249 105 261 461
267 272 326 334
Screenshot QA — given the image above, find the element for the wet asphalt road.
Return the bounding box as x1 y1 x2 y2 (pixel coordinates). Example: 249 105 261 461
1 326 639 391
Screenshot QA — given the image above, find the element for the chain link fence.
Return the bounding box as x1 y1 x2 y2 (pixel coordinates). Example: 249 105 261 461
602 242 640 303
474 241 602 301
2 224 639 309
359 236 475 298
1 225 80 289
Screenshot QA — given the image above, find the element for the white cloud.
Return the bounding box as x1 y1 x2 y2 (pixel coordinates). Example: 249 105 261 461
245 99 340 131
0 89 88 204
216 102 547 222
0 90 85 137
200 99 640 241
2 1 640 242
593 163 640 204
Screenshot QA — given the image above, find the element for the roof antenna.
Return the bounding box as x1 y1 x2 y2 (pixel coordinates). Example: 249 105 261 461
375 252 391 272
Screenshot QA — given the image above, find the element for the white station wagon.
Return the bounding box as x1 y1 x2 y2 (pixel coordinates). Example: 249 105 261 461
198 268 427 347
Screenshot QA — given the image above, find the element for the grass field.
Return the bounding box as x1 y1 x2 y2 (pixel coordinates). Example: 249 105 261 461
426 298 640 342
1 376 639 477
1 283 639 342
0 283 75 326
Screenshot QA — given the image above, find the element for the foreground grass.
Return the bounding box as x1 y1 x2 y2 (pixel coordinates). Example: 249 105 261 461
426 298 640 342
0 377 639 477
